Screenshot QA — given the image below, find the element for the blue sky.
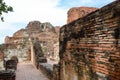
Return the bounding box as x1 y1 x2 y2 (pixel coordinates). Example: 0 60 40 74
58 0 114 8
0 0 115 44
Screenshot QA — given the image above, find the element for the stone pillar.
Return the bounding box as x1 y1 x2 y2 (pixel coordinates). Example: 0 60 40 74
30 42 35 65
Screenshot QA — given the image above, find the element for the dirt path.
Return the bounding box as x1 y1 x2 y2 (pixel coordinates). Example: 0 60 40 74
16 62 49 80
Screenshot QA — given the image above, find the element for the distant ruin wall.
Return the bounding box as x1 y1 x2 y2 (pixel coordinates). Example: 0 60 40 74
2 43 31 62
67 7 98 24
59 1 120 80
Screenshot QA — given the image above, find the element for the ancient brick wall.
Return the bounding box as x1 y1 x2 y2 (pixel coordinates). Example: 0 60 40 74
1 43 31 62
67 7 98 24
59 1 120 80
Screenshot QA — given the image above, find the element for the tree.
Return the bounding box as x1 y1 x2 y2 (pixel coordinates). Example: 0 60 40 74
0 0 13 21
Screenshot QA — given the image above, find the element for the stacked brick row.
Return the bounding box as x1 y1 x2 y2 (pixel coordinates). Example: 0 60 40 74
59 1 120 80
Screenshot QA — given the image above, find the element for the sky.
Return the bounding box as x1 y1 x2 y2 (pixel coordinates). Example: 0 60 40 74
0 0 115 44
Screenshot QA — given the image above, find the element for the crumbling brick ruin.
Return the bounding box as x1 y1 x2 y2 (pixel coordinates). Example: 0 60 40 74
59 1 120 80
1 21 60 62
67 7 98 24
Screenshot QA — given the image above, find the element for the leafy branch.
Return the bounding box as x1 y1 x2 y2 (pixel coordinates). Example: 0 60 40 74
0 0 13 21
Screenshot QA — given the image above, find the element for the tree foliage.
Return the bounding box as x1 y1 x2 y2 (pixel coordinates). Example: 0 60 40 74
0 0 13 21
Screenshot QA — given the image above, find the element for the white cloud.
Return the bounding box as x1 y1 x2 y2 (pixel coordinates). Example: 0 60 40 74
0 0 67 44
0 22 23 44
0 0 115 44
3 0 67 26
0 37 5 44
58 0 115 8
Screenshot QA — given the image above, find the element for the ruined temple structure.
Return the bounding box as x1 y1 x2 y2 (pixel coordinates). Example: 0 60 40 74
25 21 60 60
0 1 120 80
59 1 120 80
0 51 3 60
0 51 4 70
1 21 60 63
2 37 33 62
67 6 98 23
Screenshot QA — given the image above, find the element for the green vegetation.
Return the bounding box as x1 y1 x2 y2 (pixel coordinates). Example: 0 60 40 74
0 0 13 21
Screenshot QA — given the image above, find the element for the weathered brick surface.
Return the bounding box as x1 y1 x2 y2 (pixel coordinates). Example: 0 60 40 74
59 1 120 80
67 7 98 24
39 63 53 80
33 41 47 68
53 64 60 80
4 21 60 61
